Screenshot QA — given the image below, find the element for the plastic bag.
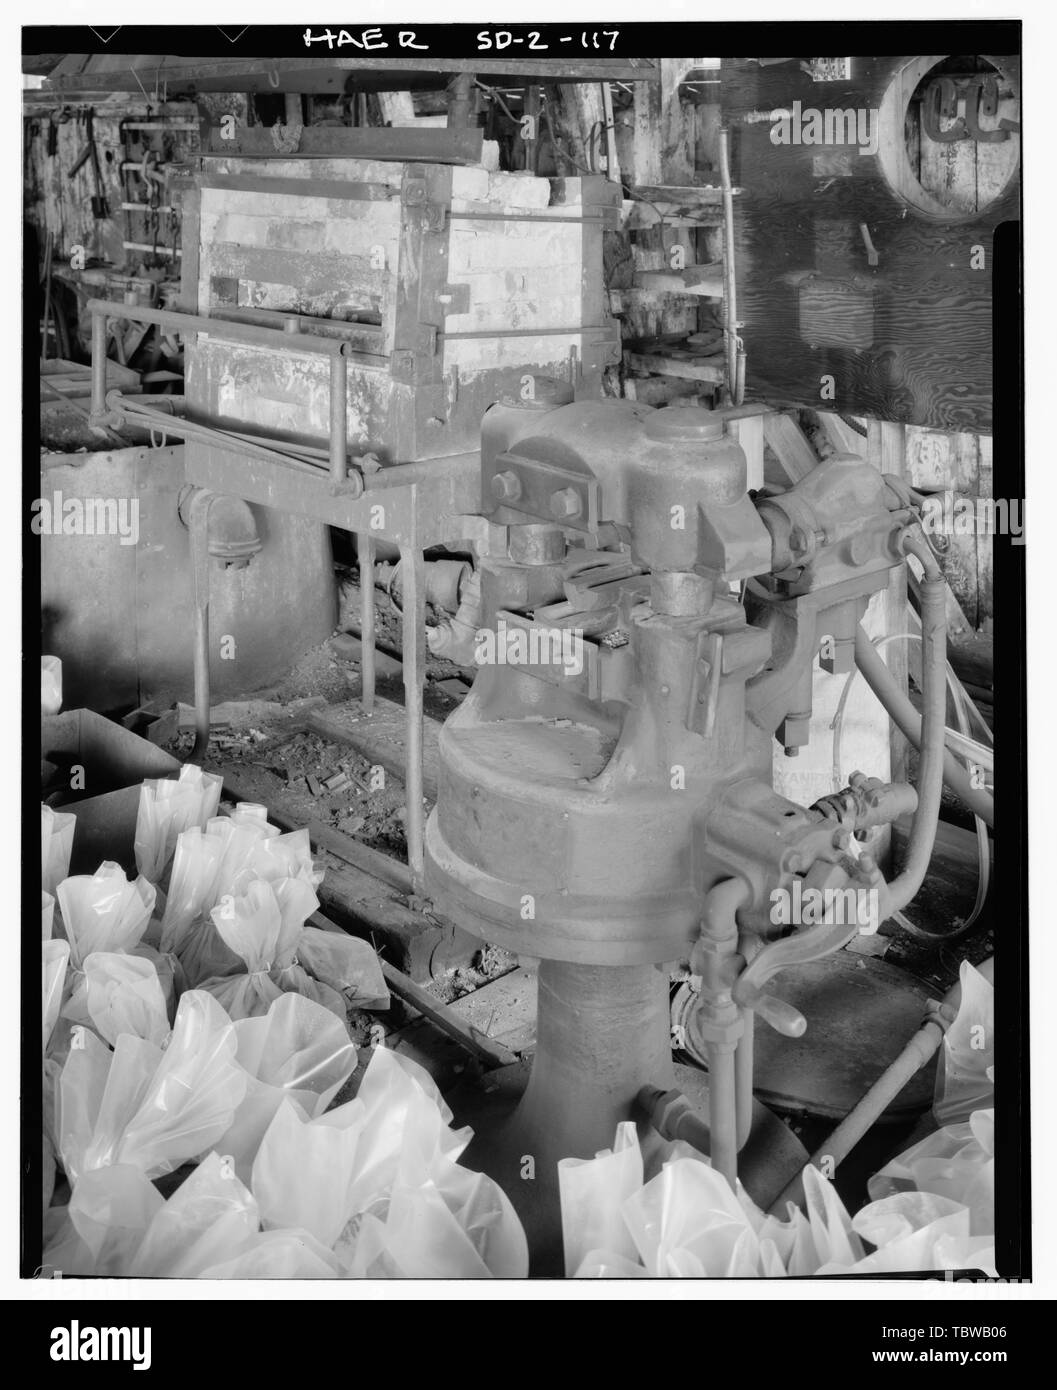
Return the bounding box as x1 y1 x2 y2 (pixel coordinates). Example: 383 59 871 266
57 989 246 1183
564 1126 863 1278
934 960 994 1128
198 1226 341 1278
44 1156 338 1278
57 864 158 1035
198 878 347 1021
251 1045 528 1277
41 655 63 715
157 825 226 955
56 862 155 969
83 952 170 1048
217 992 358 1183
296 926 390 1011
559 1120 643 1276
41 804 75 896
42 891 55 941
43 939 70 1052
134 764 223 886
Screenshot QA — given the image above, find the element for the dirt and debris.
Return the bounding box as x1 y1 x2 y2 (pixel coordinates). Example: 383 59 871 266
426 945 520 1006
165 693 414 856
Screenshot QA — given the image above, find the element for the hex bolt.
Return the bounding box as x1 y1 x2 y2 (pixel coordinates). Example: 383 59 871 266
550 487 582 519
491 470 522 502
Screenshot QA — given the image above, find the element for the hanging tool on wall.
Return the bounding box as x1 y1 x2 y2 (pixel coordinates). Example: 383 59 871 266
68 108 110 219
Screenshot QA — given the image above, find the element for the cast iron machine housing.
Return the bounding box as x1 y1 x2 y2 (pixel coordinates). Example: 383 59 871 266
424 386 941 1267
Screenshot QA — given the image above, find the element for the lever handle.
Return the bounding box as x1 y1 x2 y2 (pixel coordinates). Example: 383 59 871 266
734 983 807 1038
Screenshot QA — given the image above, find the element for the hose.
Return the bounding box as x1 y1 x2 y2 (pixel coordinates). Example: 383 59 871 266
852 629 994 829
833 633 991 940
878 531 947 917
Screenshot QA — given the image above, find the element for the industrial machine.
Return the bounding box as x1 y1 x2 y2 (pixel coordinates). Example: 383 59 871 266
82 140 976 1274
424 386 955 1264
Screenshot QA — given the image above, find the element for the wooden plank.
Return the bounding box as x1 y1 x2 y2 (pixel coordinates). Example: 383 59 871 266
377 959 519 1069
306 696 442 801
816 411 868 456
199 122 486 165
762 412 819 483
448 966 538 1056
633 262 724 297
225 776 413 896
624 350 724 384
312 856 476 982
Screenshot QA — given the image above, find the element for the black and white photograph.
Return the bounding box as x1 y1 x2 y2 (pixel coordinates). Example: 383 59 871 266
10 1 1048 1337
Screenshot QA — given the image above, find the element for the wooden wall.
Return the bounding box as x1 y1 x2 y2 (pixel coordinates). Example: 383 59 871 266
720 54 1019 434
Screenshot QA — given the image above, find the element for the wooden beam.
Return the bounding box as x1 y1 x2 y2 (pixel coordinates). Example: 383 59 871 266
816 410 868 456
762 412 820 483
306 696 441 801
624 349 724 384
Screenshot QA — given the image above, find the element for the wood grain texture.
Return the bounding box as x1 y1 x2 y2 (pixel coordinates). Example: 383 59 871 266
721 55 1019 433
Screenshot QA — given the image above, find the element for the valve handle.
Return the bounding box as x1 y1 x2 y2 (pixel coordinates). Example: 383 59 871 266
734 983 807 1038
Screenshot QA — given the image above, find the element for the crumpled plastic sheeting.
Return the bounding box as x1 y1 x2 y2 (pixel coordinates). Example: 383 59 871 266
934 961 994 1128
158 810 322 984
217 992 358 1183
567 1128 870 1279
43 892 55 941
55 864 163 1041
251 1045 528 1277
559 1120 643 1276
853 961 997 1275
42 805 75 896
294 927 389 1012
57 990 246 1184
57 862 156 970
43 1156 340 1279
134 765 223 886
43 940 70 1053
83 952 171 1048
41 655 63 715
197 878 384 1021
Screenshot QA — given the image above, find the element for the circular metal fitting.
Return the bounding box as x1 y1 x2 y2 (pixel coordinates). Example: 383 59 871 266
650 569 716 616
508 523 566 566
491 470 522 502
644 405 726 444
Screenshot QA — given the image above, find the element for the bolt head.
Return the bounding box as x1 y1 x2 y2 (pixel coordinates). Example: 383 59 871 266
491 470 522 502
550 487 582 519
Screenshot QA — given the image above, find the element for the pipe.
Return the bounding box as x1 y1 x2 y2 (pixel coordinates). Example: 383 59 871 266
718 127 740 407
735 1010 754 1151
86 298 352 358
709 1046 738 1190
188 492 213 761
359 534 376 714
90 309 108 418
853 627 994 828
693 877 752 1189
768 956 995 1214
329 352 347 484
881 533 947 916
400 542 426 881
